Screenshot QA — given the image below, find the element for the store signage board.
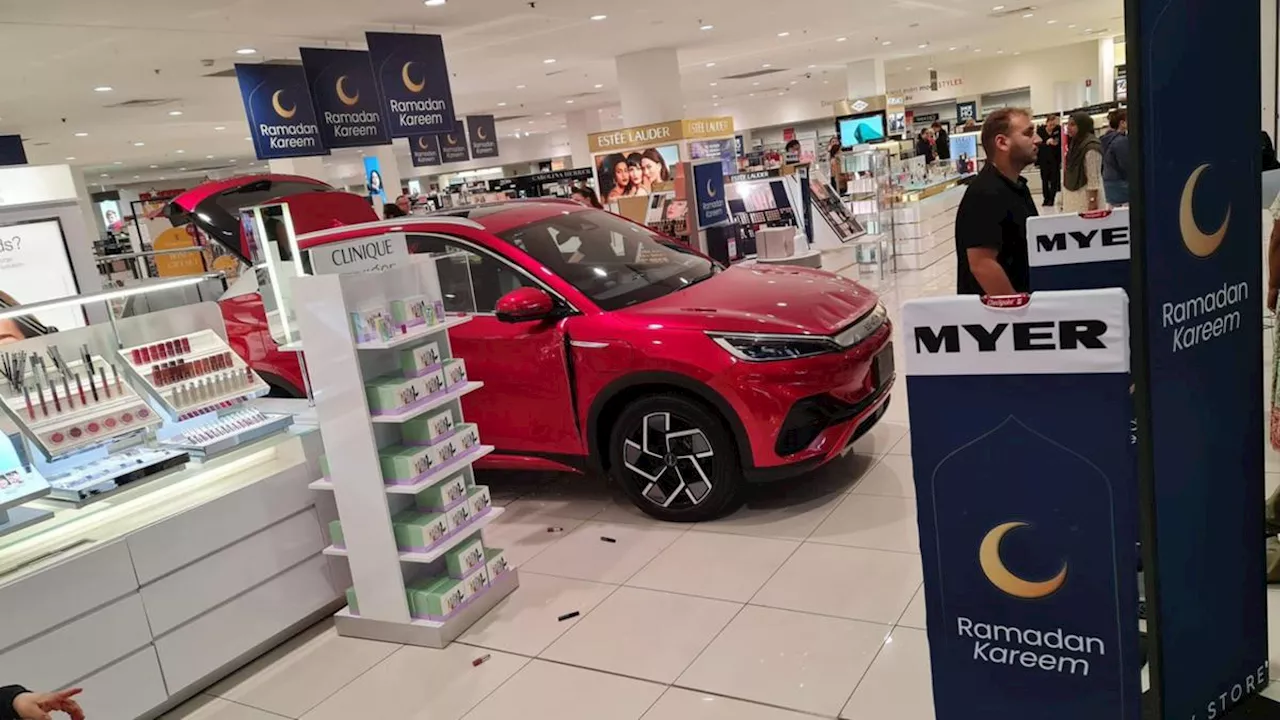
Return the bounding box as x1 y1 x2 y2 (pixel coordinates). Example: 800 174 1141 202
1127 0 1271 716
905 290 1138 720
0 165 76 208
299 48 392 149
235 64 330 161
1026 208 1129 291
523 168 593 184
365 32 456 136
588 117 735 153
0 136 26 167
0 220 85 331
439 123 471 163
409 133 442 167
465 115 500 159
693 160 729 228
956 101 978 122
308 233 410 276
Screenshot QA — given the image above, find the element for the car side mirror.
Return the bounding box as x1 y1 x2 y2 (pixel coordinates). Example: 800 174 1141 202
495 287 555 323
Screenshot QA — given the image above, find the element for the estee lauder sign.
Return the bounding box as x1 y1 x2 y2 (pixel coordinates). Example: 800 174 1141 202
587 117 734 152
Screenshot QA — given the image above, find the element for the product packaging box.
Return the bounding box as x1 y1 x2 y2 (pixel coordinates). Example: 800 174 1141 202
378 445 435 484
402 408 456 445
467 485 493 517
350 305 393 344
422 367 446 397
757 226 795 259
485 548 511 580
399 341 442 378
454 423 481 452
392 509 450 550
433 299 446 325
415 474 468 511
345 587 359 615
328 520 344 548
462 565 491 596
391 295 430 329
408 576 471 618
365 374 430 415
442 358 467 389
445 502 473 534
445 536 486 578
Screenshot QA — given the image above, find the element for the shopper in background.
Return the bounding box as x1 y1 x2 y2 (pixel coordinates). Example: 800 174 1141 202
827 137 847 194
570 185 603 209
784 139 802 163
395 194 413 216
953 108 1038 295
1036 114 1062 207
0 685 84 720
933 121 951 161
915 128 937 163
1101 109 1130 205
1264 132 1280 171
1061 112 1106 212
963 118 978 132
382 202 406 219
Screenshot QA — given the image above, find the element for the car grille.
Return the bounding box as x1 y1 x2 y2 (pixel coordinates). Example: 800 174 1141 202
833 304 888 348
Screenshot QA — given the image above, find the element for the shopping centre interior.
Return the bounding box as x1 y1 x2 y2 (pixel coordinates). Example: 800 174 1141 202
0 0 1275 719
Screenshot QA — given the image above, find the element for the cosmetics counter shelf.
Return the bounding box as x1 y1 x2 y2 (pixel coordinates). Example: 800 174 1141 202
294 262 518 649
889 178 970 271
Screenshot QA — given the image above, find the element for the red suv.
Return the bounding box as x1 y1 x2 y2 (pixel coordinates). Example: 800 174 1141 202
181 178 896 521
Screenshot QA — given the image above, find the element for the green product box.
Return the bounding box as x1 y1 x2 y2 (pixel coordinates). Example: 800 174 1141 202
446 536 486 578
485 548 511 579
444 501 473 533
462 565 491 596
401 408 456 446
398 341 442 378
379 445 435 484
408 576 470 618
328 520 344 547
392 509 449 551
443 358 467 389
414 474 468 511
391 295 431 329
467 485 493 517
345 587 359 615
365 374 429 415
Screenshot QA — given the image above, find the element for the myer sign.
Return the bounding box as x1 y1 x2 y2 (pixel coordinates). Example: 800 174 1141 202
308 232 410 275
1027 208 1131 292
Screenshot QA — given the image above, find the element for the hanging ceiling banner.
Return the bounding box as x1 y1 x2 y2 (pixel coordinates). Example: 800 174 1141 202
466 115 499 159
299 48 391 149
409 133 442 167
439 123 470 164
0 136 27 167
235 63 330 160
365 32 456 136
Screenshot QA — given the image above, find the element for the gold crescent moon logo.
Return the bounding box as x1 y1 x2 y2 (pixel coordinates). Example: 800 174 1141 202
271 90 297 119
476 125 488 141
1179 163 1231 258
401 62 426 93
417 136 430 150
979 522 1067 599
706 179 717 197
335 75 359 106
445 134 456 146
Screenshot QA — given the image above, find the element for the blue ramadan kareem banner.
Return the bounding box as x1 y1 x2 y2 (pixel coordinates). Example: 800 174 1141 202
0 135 26 166
903 290 1139 720
466 115 499 159
299 47 391 149
235 63 330 160
365 32 456 136
693 160 729 227
409 133 442 167
1026 208 1130 292
1128 0 1268 716
438 123 470 163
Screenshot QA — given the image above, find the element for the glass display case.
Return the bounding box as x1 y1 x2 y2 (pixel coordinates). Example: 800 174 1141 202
842 146 897 277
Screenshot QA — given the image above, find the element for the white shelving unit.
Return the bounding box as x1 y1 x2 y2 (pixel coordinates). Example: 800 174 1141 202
293 264 517 649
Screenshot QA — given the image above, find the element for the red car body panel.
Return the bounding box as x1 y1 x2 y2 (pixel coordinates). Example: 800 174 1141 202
185 176 894 481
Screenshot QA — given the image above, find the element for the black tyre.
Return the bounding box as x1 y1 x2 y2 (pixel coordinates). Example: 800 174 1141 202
607 393 744 522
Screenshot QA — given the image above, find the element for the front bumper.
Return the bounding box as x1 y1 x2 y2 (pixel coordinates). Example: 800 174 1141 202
745 387 893 483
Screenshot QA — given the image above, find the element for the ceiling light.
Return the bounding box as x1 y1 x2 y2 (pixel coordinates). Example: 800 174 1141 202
749 93 755 97
235 48 256 55
159 176 166 181
424 0 447 5
1014 51 1022 55
244 137 251 141
543 58 556 64
1047 19 1058 24
594 83 603 88
949 46 958 50
545 112 552 115
497 102 507 107
992 4 1005 9
906 66 913 71
100 173 108 178
590 14 607 20
94 86 113 92
1083 27 1093 32
778 91 785 96
65 156 75 161
516 84 526 89
1022 12 1034 18
180 167 187 171
528 120 534 124
133 141 145 147
701 24 714 30
713 103 720 107
133 175 140 179
918 43 929 48
176 149 185 153
808 64 817 68
790 80 797 84
974 48 983 52
1068 23 1077 28
74 132 88 137
836 37 848 42
710 82 718 86
762 63 771 68
777 31 790 37
706 62 716 67
753 81 760 86
881 40 892 46
565 99 574 104
113 161 122 165
149 164 158 168
205 155 214 159
712 94 720 98
229 159 237 163
214 126 226 131
997 49 1005 54
168 110 183 116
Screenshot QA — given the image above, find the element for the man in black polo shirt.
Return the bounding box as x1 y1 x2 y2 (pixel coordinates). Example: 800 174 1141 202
954 108 1040 295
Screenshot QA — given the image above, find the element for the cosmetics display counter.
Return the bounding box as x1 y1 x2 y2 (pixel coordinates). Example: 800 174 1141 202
890 176 970 271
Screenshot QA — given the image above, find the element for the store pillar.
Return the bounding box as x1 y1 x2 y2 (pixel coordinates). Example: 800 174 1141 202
565 110 601 171
615 48 684 126
1097 38 1117 104
845 59 886 100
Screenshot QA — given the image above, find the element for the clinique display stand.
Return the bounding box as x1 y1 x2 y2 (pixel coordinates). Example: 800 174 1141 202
293 264 517 648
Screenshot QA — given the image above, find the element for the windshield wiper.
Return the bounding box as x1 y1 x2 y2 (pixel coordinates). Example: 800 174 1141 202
681 266 719 288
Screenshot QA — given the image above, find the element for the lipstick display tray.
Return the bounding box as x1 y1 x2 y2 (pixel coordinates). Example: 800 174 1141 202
162 411 294 459
118 330 272 420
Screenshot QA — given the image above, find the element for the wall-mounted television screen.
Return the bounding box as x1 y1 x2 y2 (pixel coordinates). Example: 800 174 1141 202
838 112 887 148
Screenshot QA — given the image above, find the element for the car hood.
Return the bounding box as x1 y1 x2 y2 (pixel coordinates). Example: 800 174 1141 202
619 264 879 335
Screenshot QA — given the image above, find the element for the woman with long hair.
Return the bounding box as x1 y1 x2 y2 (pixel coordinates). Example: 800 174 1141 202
625 153 648 196
639 148 671 190
1061 112 1106 212
570 185 603 209
599 153 629 201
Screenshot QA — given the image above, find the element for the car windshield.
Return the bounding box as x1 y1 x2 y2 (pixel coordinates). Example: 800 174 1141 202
497 208 717 311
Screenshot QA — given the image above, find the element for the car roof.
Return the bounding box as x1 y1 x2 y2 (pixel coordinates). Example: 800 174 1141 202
426 199 585 236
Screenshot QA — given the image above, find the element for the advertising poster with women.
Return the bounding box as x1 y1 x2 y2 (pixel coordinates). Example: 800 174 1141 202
594 145 679 202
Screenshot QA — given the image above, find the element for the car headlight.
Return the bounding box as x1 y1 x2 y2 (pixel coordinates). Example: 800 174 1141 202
708 333 841 362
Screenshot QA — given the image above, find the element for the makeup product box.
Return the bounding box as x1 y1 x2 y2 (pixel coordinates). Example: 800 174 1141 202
432 298 446 325
445 536 486 578
392 509 449 551
365 374 430 415
485 548 511 580
442 358 468 389
345 587 359 615
379 445 435 484
391 295 431 329
467 485 492 517
444 501 473 534
328 520 344 548
454 423 481 452
461 565 491 597
402 408 456 445
399 341 442 378
421 367 446 398
408 576 470 618
350 305 393 344
415 474 467 511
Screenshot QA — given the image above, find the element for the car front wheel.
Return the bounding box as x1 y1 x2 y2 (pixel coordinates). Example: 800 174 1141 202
608 393 744 522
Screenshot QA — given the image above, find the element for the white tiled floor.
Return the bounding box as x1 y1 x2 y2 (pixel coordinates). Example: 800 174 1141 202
168 250 1280 719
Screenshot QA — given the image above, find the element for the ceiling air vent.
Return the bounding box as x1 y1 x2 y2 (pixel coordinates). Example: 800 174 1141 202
494 114 530 123
989 5 1036 17
721 68 788 80
106 98 180 109
204 58 302 78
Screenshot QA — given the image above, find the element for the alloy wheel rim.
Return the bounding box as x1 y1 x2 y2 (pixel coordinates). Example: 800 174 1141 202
622 411 715 508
